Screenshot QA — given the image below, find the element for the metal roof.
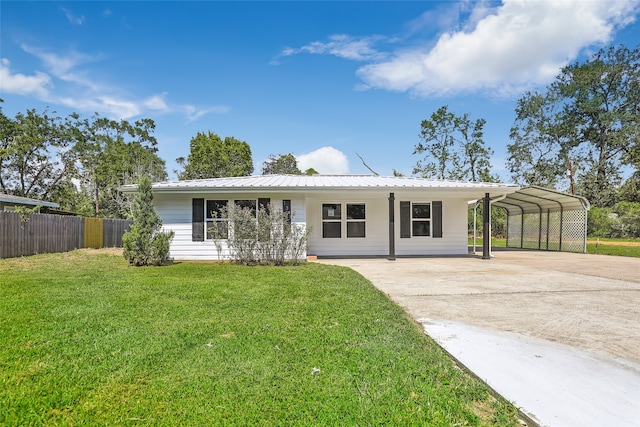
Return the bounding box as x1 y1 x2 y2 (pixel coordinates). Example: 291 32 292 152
491 186 590 214
0 193 60 208
120 174 520 195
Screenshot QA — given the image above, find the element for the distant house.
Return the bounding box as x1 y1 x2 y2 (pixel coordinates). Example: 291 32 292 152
0 193 61 213
121 174 520 260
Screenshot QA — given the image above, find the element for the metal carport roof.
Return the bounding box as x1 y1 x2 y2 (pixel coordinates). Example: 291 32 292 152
491 186 590 215
484 186 591 253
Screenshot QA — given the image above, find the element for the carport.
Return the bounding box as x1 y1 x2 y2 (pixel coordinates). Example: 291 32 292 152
473 186 591 254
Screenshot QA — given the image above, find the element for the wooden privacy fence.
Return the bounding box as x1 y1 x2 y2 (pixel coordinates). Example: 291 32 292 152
0 212 133 259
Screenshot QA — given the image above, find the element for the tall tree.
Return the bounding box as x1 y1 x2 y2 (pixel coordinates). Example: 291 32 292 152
177 131 253 180
457 114 494 182
74 116 167 218
413 106 493 181
262 153 301 175
0 106 78 200
508 44 639 207
507 91 575 189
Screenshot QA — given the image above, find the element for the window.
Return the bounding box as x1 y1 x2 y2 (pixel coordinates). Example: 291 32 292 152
322 203 366 238
400 201 441 238
206 200 228 239
346 203 366 238
322 203 341 238
412 203 431 236
235 199 257 214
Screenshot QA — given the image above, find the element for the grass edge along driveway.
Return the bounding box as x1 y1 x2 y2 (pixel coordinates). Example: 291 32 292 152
0 249 519 426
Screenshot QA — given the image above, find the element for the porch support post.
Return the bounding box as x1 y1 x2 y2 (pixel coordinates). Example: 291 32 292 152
482 193 491 259
388 192 396 260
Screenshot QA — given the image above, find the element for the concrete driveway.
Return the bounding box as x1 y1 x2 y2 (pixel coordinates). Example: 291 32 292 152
317 250 640 427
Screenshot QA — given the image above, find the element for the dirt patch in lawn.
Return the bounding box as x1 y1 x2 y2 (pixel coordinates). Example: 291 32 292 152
587 240 640 246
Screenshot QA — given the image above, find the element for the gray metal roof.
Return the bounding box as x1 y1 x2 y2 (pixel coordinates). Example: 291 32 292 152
492 186 590 214
0 193 60 208
121 174 519 195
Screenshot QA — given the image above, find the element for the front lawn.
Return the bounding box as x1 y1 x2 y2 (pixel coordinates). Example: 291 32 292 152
0 250 518 426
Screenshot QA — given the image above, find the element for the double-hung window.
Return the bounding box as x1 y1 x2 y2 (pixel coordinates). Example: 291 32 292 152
206 200 229 239
322 203 342 238
411 203 431 237
346 203 366 238
322 203 366 238
401 201 435 238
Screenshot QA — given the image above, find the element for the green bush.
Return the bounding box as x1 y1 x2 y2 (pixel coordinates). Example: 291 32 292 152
122 176 174 266
614 201 640 238
588 203 640 238
587 207 615 237
209 203 310 265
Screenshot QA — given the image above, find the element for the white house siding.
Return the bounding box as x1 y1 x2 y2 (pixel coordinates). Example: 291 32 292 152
305 194 469 257
306 194 389 257
153 192 306 261
395 197 468 256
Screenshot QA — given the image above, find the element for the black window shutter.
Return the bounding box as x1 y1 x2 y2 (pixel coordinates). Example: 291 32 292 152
432 201 443 238
192 198 204 242
258 198 271 214
400 201 411 238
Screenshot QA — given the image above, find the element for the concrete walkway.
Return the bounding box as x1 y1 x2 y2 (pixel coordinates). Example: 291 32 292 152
318 251 640 427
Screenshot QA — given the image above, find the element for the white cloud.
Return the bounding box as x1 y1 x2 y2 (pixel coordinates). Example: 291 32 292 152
0 58 52 97
296 147 349 174
357 0 639 96
9 45 227 121
275 34 386 64
61 8 85 26
182 105 231 123
144 93 169 111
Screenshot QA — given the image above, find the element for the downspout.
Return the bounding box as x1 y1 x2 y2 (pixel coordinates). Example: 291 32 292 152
488 194 507 258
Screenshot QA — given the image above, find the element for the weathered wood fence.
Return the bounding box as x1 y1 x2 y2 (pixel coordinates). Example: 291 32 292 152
0 212 133 259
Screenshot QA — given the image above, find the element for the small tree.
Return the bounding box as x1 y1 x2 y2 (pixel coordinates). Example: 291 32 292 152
122 176 174 266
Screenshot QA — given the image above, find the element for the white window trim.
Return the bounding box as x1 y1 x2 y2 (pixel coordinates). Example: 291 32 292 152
321 202 366 239
411 201 431 237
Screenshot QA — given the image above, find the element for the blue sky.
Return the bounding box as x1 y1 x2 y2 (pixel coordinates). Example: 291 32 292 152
2 1 639 181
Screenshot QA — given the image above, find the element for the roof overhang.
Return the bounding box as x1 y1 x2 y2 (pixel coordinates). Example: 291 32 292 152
0 193 60 209
488 186 590 214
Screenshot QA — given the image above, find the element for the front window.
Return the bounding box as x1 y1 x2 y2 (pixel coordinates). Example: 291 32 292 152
235 199 257 215
322 203 366 238
346 203 366 238
206 200 228 239
322 203 341 238
412 203 431 236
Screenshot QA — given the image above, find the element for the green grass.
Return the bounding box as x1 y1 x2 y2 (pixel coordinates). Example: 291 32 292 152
0 250 518 426
469 237 640 258
586 241 640 257
468 238 507 248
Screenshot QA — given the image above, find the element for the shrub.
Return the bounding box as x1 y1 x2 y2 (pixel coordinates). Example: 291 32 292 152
587 207 615 237
208 203 310 265
614 202 640 238
122 176 174 266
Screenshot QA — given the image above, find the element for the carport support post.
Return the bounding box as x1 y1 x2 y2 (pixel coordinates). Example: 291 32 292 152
388 192 396 260
482 193 491 259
